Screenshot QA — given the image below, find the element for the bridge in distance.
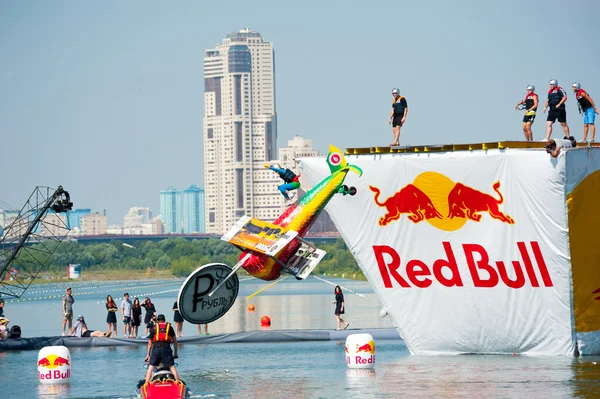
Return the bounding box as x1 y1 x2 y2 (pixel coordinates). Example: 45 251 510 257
72 233 341 246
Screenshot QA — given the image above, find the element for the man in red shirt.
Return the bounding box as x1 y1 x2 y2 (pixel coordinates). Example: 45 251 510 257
572 82 599 142
515 85 538 141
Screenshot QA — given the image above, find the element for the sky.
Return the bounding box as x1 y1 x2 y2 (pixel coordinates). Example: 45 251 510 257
1 0 599 224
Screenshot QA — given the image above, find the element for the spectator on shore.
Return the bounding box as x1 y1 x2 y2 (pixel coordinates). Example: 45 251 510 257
121 293 133 339
0 317 9 340
132 298 143 338
197 324 209 336
105 295 118 337
173 301 184 337
62 287 75 336
69 315 110 338
333 285 349 331
142 297 156 335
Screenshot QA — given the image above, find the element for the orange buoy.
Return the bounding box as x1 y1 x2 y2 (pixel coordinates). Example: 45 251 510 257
248 304 255 311
260 316 271 327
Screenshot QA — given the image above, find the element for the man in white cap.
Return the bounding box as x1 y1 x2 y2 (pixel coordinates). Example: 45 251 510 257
572 82 599 142
543 79 570 140
388 88 408 146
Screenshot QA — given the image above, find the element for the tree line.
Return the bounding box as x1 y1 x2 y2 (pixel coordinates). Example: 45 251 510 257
15 237 364 279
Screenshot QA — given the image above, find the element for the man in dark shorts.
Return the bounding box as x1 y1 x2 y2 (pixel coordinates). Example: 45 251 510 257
62 287 75 336
121 292 132 339
388 88 408 146
543 79 570 141
515 85 538 141
144 314 179 384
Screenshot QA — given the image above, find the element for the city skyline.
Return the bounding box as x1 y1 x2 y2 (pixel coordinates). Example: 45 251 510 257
1 1 598 224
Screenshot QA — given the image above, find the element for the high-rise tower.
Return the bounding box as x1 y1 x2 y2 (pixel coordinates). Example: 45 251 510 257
203 28 277 234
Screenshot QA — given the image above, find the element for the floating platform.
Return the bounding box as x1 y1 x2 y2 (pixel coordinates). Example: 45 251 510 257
301 141 600 356
0 328 402 352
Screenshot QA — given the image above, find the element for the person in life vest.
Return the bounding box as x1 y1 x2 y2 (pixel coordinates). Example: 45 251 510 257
264 163 301 206
572 82 599 142
388 88 408 146
514 85 538 141
144 314 179 384
543 79 571 141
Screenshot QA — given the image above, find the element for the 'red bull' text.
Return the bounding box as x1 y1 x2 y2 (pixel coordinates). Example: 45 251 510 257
373 241 553 289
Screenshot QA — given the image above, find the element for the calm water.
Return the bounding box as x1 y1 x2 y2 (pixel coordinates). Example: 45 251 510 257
1 277 600 398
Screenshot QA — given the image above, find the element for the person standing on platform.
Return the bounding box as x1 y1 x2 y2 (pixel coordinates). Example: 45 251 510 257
121 292 133 339
105 295 118 337
388 88 408 146
333 285 349 331
132 298 143 338
572 82 599 142
61 287 75 336
197 324 209 336
142 297 157 335
173 300 184 337
543 79 570 140
515 85 538 141
0 298 5 318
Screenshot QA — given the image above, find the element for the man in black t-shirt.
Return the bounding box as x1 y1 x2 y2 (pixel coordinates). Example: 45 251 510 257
388 88 408 146
143 314 179 384
543 79 571 140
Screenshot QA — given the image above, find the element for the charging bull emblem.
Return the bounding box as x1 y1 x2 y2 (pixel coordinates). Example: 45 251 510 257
447 181 514 224
369 184 442 226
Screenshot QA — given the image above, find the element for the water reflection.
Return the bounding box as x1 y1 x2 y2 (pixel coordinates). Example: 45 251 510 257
37 383 70 398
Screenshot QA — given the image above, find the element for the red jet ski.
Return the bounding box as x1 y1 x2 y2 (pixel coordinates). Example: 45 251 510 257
136 365 190 399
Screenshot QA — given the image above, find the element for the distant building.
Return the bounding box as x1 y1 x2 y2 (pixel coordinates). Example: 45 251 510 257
66 209 91 229
39 212 68 237
252 135 321 220
203 28 277 234
160 186 182 234
123 207 153 228
279 135 320 167
182 185 205 234
80 213 107 235
0 209 20 228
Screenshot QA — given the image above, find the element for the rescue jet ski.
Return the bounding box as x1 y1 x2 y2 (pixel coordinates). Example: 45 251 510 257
135 363 190 399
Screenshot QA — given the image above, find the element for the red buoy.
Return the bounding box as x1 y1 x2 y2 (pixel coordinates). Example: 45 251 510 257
248 304 255 311
260 316 271 327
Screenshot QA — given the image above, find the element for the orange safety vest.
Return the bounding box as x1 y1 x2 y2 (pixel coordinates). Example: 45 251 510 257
152 322 172 343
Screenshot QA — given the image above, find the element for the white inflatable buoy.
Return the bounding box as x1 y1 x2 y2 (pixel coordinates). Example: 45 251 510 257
379 308 388 319
345 333 376 369
37 346 71 384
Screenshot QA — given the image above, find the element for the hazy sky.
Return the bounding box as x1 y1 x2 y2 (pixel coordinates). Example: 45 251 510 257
1 0 598 224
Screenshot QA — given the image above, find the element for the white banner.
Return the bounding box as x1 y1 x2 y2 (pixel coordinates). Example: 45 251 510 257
302 149 580 355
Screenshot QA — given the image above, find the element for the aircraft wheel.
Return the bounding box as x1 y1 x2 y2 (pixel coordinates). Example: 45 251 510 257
349 186 357 196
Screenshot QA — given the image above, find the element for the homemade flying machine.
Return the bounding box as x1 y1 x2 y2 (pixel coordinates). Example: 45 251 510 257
177 145 362 325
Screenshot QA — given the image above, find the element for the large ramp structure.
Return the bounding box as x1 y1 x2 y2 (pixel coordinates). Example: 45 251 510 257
0 186 73 298
300 141 600 356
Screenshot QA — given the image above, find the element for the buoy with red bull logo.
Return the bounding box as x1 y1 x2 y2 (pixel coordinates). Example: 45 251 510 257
37 346 71 385
345 333 375 369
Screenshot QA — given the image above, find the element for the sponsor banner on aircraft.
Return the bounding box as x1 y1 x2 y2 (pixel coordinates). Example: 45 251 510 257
301 149 579 355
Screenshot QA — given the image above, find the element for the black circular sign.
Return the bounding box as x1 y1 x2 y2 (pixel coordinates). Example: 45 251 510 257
177 263 239 325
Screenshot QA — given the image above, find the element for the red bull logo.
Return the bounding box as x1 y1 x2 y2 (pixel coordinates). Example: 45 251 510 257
355 341 375 354
374 241 553 289
37 354 71 380
370 172 515 230
346 340 376 365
